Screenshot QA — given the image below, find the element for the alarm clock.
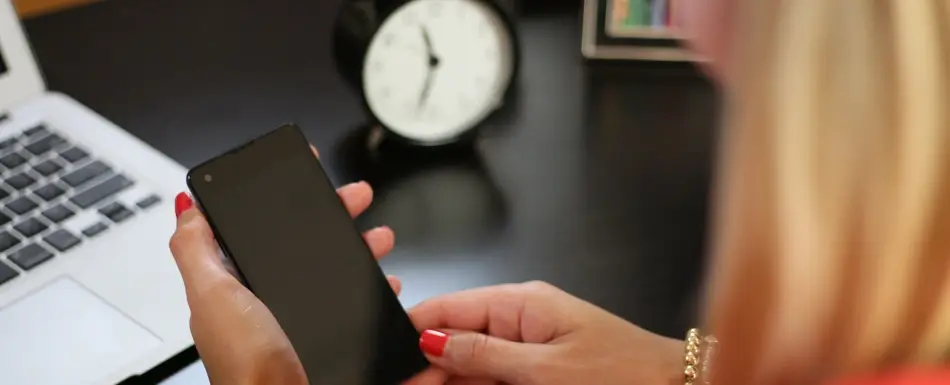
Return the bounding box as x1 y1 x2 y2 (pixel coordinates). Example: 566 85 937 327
334 0 520 146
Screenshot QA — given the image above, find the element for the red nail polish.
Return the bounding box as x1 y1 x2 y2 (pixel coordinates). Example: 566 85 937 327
419 330 448 357
174 192 193 218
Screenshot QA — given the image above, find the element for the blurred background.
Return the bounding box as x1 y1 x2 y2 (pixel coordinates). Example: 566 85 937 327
14 0 719 382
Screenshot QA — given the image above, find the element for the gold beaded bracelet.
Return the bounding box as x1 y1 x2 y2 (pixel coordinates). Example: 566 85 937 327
684 328 718 385
684 328 701 385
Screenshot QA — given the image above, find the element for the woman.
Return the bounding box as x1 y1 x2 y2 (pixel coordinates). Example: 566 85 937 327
169 0 950 384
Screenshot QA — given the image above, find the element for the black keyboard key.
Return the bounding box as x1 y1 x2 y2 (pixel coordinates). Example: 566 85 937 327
0 231 20 253
5 172 35 191
24 134 67 156
42 204 74 223
23 125 47 138
0 261 18 286
0 137 17 151
43 229 81 252
6 196 38 216
32 159 63 177
98 202 123 216
62 161 110 187
0 212 11 227
9 243 53 270
70 174 133 209
0 152 26 169
13 217 47 238
59 147 89 163
82 222 108 237
100 202 134 223
136 194 162 209
0 186 9 201
34 183 66 202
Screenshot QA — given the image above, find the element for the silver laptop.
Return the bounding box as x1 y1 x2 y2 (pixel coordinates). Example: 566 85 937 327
0 1 193 384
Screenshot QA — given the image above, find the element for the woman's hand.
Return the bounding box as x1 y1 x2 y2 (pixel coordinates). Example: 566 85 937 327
406 281 685 385
169 180 400 385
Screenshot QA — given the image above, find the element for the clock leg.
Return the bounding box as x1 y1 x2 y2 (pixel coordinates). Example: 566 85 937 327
366 124 387 152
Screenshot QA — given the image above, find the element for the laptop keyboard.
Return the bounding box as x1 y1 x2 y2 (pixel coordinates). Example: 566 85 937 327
0 124 162 287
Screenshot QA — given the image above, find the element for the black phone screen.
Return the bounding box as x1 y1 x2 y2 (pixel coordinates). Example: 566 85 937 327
187 124 428 385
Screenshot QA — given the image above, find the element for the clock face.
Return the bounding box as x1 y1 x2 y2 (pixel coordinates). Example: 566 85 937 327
362 0 515 144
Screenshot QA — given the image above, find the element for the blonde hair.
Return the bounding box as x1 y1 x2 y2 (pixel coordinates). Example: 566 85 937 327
704 1 950 384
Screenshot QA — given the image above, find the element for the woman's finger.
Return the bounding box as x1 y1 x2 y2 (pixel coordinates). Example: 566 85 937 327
387 275 402 296
409 284 534 334
338 182 373 218
169 193 234 296
364 226 395 260
418 329 532 383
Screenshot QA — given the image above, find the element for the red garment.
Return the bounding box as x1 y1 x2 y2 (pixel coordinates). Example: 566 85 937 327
830 367 950 385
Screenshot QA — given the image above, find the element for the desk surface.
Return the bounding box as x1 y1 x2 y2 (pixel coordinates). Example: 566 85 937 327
24 0 719 382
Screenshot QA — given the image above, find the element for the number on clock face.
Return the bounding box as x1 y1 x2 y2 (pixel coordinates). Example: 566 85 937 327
362 0 514 144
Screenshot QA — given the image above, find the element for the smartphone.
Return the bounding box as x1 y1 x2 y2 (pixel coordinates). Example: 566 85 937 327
187 124 429 385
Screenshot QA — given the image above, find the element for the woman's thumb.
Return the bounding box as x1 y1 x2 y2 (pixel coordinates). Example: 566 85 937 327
419 330 536 383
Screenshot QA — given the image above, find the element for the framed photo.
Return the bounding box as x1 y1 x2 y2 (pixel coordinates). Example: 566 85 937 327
582 0 700 62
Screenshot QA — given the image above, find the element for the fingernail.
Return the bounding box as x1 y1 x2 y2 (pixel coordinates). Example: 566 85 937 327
175 192 193 218
419 330 448 357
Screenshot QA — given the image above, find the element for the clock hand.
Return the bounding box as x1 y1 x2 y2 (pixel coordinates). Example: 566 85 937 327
418 26 439 113
418 68 436 111
421 25 440 66
418 25 440 112
421 26 435 58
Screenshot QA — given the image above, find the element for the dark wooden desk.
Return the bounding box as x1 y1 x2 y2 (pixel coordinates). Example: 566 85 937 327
24 0 719 382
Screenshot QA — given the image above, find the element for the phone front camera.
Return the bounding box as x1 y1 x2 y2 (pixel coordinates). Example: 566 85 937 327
204 174 213 182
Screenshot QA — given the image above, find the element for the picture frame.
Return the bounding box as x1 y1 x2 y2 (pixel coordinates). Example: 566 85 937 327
581 0 701 62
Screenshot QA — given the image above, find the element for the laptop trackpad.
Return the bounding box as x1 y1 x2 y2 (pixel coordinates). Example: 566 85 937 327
0 278 162 385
